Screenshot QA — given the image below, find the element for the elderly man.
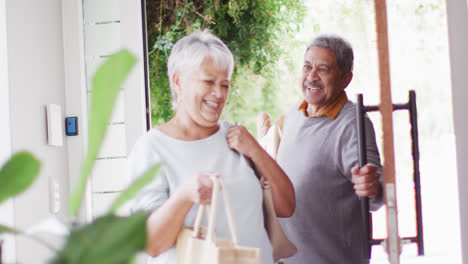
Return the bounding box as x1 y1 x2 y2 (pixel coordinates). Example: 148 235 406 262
276 34 383 264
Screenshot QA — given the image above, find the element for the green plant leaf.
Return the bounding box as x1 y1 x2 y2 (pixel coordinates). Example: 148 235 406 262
69 50 137 217
110 163 161 213
0 224 20 235
0 151 41 204
50 212 148 264
128 256 137 264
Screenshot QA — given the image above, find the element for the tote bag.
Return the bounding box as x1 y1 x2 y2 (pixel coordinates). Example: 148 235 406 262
177 178 260 264
261 178 297 262
257 120 297 262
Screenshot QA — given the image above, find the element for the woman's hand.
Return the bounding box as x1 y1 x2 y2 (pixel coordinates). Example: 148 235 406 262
226 124 262 158
144 172 219 257
183 172 219 205
227 124 295 216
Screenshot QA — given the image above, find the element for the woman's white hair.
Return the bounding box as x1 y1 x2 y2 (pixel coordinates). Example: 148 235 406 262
167 29 235 107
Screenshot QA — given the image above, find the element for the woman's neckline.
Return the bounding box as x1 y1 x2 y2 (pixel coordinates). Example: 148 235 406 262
152 121 225 143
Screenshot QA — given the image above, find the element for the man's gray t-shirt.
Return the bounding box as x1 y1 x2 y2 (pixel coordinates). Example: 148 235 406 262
277 101 382 264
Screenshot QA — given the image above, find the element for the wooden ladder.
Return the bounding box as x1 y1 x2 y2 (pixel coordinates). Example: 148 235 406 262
357 1 425 263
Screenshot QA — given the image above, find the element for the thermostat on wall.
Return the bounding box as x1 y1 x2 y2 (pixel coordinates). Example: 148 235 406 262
65 117 78 136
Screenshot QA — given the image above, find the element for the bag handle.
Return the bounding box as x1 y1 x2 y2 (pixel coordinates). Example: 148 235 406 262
192 177 239 246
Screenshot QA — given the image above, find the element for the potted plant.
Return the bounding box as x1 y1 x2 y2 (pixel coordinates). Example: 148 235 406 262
0 50 159 264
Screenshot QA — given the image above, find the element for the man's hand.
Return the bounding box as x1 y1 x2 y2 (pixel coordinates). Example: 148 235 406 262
351 165 380 197
256 112 272 138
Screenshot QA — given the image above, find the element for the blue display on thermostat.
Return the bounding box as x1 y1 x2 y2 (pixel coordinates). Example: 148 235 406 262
65 117 78 136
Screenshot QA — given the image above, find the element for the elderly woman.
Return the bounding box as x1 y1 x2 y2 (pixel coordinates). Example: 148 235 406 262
128 30 295 264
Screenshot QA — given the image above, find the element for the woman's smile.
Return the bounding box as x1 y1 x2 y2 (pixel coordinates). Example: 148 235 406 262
203 99 220 110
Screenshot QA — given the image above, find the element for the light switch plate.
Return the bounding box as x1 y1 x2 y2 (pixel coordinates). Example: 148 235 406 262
46 104 63 146
49 176 60 214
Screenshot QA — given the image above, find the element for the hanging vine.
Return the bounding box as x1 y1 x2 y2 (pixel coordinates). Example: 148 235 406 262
146 0 305 126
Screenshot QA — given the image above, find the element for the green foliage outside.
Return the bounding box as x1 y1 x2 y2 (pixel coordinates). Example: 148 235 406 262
146 0 306 134
0 50 160 264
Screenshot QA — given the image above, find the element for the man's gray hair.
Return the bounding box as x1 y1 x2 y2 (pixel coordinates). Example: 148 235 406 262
167 29 234 107
307 34 354 75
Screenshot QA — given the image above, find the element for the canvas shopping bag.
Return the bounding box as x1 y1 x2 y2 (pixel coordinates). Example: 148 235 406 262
261 177 297 262
257 121 297 262
176 178 260 264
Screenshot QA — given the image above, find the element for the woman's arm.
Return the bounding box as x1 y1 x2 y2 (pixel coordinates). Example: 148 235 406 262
145 173 217 256
226 125 295 217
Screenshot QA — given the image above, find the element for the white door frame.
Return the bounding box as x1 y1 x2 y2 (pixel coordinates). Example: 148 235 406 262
121 0 151 148
61 0 92 222
446 0 468 263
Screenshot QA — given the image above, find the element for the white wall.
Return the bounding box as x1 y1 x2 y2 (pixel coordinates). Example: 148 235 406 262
4 0 70 262
446 0 468 263
0 0 16 262
2 0 147 261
